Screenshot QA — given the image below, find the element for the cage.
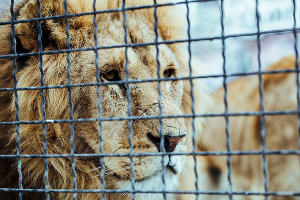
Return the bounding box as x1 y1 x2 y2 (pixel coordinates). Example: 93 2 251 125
0 0 299 200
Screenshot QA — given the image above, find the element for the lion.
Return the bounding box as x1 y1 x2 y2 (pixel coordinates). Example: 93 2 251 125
0 0 208 199
178 56 300 200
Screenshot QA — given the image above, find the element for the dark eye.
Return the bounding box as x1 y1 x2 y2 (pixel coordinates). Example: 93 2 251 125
163 68 175 78
102 69 121 81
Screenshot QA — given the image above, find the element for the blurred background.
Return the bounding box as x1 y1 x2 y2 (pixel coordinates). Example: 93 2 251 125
187 0 300 89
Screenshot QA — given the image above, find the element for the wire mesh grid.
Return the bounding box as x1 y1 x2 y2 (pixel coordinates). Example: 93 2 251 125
0 0 299 200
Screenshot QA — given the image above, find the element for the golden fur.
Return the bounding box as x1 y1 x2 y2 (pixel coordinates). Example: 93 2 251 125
0 0 207 199
179 56 300 200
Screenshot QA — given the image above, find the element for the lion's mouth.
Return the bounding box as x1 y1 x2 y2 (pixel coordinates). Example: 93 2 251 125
139 163 179 182
112 163 178 182
132 165 178 182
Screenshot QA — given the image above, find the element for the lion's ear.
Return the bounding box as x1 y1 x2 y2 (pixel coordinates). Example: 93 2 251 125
15 0 94 52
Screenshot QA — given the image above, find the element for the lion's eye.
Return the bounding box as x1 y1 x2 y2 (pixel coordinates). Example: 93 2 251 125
163 68 175 78
102 69 120 81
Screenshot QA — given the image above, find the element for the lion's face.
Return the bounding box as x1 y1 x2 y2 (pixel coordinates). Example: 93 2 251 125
9 0 188 189
78 28 187 182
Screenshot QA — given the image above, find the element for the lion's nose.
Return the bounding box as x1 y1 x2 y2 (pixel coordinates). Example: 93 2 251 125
147 133 185 152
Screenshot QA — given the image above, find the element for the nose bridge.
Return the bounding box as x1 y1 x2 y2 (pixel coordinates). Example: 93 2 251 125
129 82 173 113
130 82 186 135
130 82 158 113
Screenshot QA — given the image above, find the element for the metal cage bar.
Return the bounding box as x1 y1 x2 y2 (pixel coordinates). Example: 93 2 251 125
292 0 300 154
255 1 269 199
121 1 137 199
92 0 107 199
185 1 200 200
152 1 167 199
220 0 233 199
9 0 23 199
36 0 50 199
63 0 78 199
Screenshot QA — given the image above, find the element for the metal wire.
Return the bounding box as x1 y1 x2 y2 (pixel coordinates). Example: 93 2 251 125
0 149 299 159
220 1 233 199
152 1 167 199
255 1 269 199
121 1 136 199
9 0 23 199
36 0 50 199
0 187 299 196
92 0 106 199
292 0 300 155
0 0 299 199
63 0 78 199
185 1 199 200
